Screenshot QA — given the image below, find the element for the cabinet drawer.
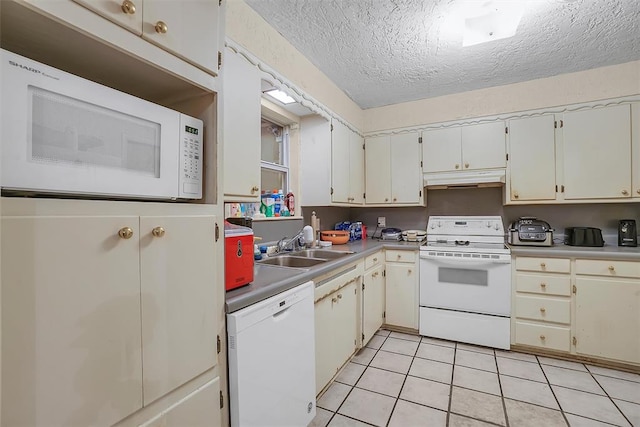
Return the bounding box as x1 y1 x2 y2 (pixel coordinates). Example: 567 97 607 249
575 259 640 279
515 257 570 273
365 251 384 270
385 250 416 263
515 273 571 296
515 321 570 352
515 295 570 324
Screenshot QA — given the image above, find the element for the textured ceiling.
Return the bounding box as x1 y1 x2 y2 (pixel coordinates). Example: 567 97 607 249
245 0 640 109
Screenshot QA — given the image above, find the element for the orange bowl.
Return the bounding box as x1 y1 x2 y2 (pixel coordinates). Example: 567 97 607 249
320 230 350 245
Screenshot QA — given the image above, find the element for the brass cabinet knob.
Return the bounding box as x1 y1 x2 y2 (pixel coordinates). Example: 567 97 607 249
121 0 136 14
373 257 378 262
385 198 389 202
332 297 338 303
539 335 546 340
152 227 165 237
513 192 519 199
455 164 460 169
393 198 397 202
337 294 343 299
251 186 259 193
540 262 546 268
540 307 546 313
118 227 134 239
622 189 629 196
608 265 615 271
155 21 168 34
540 283 547 289
408 269 412 274
372 272 379 278
464 163 469 168
636 189 640 195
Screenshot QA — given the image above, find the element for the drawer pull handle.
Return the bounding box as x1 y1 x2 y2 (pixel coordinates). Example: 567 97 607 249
464 163 469 168
622 189 629 196
121 0 136 14
455 164 460 169
118 227 134 239
337 294 343 299
408 269 412 274
540 307 546 313
332 297 338 303
637 189 640 195
608 265 615 271
540 283 547 289
152 227 165 237
540 262 546 268
372 272 379 278
155 21 168 34
539 335 546 341
513 192 519 199
373 258 378 262
251 186 259 193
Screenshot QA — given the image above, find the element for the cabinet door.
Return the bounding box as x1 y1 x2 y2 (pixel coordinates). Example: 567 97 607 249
314 295 335 395
142 0 220 75
508 115 557 201
140 215 218 404
331 120 352 203
73 0 144 35
461 121 506 170
349 130 365 204
422 127 461 173
562 105 632 200
364 135 391 204
391 132 422 204
363 265 385 345
575 277 640 364
300 115 332 206
1 216 142 427
142 378 221 427
633 104 640 198
223 48 261 200
385 263 417 329
332 281 358 370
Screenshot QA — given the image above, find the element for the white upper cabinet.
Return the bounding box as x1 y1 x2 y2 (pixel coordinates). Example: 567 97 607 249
461 121 507 170
222 48 262 201
300 115 332 206
422 127 461 173
349 131 365 204
507 115 557 202
365 132 423 205
562 104 632 200
73 0 220 75
331 119 352 203
422 122 506 173
634 104 640 199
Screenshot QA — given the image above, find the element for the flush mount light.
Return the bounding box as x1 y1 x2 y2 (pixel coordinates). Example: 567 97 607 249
461 1 525 47
264 89 296 104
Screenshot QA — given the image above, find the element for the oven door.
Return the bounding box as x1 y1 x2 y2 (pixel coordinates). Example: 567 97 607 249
419 252 511 316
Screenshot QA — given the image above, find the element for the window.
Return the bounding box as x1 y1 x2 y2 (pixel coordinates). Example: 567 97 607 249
260 118 289 194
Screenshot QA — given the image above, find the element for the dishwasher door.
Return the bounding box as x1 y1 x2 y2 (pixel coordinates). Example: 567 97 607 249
227 281 316 427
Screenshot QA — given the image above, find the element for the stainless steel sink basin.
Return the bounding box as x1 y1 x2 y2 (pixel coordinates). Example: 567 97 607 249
294 249 354 259
259 256 327 268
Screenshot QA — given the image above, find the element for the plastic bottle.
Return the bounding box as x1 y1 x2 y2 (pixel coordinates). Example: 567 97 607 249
285 192 295 216
273 189 281 217
262 192 274 217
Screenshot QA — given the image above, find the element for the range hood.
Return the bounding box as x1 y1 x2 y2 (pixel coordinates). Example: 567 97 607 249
423 169 506 189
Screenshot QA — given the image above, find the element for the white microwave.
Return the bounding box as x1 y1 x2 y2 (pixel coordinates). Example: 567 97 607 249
1 49 203 200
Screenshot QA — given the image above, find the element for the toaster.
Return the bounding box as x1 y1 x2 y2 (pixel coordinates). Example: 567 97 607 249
508 217 554 246
565 227 604 247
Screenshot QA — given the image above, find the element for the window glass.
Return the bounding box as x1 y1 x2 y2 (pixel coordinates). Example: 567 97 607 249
261 119 284 165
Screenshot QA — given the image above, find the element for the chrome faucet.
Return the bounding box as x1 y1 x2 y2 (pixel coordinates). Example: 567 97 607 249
277 228 307 253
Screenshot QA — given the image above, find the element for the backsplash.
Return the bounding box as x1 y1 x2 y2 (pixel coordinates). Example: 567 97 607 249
305 187 640 243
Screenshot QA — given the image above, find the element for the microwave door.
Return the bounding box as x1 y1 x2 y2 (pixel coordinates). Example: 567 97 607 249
1 49 182 199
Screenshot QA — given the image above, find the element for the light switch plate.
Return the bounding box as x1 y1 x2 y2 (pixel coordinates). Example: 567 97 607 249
377 217 386 227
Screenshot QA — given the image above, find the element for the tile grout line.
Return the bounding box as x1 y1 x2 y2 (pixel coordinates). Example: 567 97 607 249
445 341 457 427
586 365 635 426
532 354 568 426
384 338 422 427
494 349 511 427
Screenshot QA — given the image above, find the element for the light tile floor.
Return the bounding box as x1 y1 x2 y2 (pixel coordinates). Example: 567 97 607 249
309 329 640 427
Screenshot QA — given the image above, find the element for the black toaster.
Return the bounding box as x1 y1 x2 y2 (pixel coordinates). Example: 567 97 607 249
564 227 604 247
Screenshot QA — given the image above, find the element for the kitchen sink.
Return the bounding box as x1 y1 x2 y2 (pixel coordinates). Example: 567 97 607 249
293 249 354 259
259 256 327 268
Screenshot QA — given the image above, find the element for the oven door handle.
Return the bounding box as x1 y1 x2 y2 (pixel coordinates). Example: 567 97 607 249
419 253 511 265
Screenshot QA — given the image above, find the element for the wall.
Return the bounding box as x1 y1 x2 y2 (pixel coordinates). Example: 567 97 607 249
226 0 364 130
349 188 640 244
364 61 640 132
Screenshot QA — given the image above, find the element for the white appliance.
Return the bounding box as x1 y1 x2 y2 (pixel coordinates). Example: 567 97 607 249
419 216 512 349
227 281 316 427
1 49 203 200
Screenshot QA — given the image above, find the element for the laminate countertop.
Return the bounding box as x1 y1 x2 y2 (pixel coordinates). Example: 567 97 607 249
508 243 640 260
225 239 421 313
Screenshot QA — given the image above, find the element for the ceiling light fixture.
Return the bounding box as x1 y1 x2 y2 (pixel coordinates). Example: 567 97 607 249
264 89 296 104
461 1 525 47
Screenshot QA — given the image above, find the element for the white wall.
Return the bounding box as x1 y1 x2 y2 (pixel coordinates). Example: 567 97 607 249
364 61 640 132
226 0 364 130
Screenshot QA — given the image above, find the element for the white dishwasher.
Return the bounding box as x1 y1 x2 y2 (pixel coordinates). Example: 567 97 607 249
227 281 316 427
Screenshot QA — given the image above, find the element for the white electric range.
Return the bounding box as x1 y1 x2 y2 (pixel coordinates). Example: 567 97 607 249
419 216 512 349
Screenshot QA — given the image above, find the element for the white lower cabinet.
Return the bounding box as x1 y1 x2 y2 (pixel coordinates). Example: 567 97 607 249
362 252 385 345
314 267 361 395
574 260 640 364
385 250 418 329
1 199 221 426
140 378 221 427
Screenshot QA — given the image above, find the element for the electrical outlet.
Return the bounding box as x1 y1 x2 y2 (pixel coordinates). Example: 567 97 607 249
377 217 386 227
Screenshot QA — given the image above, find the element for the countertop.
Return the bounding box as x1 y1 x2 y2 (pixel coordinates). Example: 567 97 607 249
508 243 640 260
225 239 421 313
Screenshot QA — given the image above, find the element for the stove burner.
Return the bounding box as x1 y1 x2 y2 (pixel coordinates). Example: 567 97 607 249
455 240 470 246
